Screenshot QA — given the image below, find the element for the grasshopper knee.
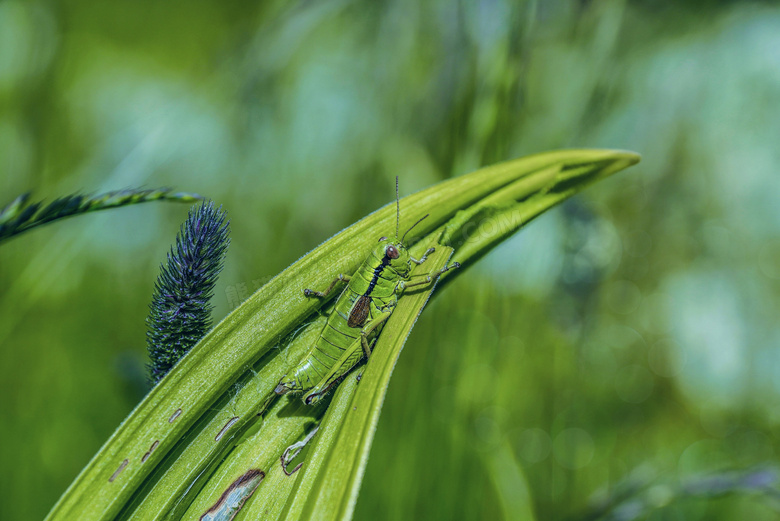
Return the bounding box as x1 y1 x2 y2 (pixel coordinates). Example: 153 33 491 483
274 381 291 395
305 392 323 405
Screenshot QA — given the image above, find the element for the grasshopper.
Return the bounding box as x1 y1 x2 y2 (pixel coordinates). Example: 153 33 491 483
274 179 459 405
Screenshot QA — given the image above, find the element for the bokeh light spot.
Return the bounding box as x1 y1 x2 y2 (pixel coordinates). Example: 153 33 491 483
513 428 552 464
553 428 595 470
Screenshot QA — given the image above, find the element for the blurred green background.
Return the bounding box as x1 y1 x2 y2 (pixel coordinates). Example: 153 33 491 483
2 0 780 519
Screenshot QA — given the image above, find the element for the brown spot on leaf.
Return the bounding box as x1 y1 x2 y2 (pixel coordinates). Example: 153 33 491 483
141 440 159 463
199 469 265 521
109 459 129 483
168 408 182 423
215 416 239 441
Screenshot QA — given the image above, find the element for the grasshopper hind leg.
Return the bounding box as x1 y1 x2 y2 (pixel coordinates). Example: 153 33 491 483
274 378 299 396
303 383 336 405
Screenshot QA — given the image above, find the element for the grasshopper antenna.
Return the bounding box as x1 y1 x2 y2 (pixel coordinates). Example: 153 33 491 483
395 176 400 239
402 213 429 244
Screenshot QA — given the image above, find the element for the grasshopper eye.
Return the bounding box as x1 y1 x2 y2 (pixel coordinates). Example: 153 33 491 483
378 236 388 242
387 245 399 259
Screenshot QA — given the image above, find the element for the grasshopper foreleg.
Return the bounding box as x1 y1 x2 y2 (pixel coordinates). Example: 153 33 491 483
303 274 351 298
402 261 461 290
410 247 436 265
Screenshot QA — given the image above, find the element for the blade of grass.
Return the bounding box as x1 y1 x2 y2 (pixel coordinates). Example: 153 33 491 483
181 391 324 521
230 370 366 520
166 151 637 520
0 188 201 244
46 149 639 521
122 314 328 519
280 243 451 520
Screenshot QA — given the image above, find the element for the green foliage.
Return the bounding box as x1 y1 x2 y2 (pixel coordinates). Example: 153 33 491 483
45 149 638 521
4 1 780 519
580 466 780 521
0 188 201 244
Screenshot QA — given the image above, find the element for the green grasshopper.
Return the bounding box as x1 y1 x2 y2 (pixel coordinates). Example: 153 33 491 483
274 179 459 405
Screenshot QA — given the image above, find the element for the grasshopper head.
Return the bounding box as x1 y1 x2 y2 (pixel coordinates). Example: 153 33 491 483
375 237 411 274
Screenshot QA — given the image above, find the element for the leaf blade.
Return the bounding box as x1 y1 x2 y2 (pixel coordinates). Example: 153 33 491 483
45 149 639 521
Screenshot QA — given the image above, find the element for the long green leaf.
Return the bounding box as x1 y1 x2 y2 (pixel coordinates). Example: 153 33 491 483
46 149 639 521
279 245 452 521
0 188 201 244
